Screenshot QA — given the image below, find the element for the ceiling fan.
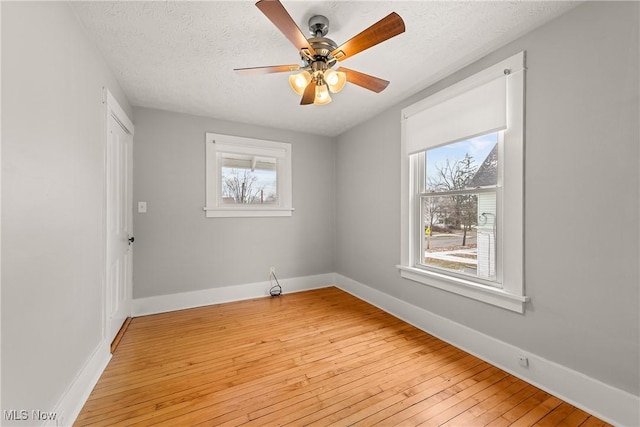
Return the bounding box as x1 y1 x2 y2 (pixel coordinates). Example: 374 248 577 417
234 0 405 106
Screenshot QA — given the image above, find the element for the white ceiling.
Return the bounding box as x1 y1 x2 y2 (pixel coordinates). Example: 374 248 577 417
71 1 578 137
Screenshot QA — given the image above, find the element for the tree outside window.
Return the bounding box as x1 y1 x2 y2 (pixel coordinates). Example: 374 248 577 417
221 167 277 204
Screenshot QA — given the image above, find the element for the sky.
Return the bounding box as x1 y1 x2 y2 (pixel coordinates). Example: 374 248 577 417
425 132 497 184
251 169 277 196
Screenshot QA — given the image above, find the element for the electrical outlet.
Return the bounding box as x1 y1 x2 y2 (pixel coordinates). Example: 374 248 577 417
269 267 276 275
517 355 529 368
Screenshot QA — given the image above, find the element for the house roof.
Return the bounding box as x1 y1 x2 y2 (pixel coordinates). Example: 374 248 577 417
469 144 498 188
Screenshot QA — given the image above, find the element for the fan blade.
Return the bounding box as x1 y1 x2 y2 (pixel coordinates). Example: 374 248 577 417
331 12 405 62
234 64 301 75
300 81 316 105
256 0 316 56
338 67 389 93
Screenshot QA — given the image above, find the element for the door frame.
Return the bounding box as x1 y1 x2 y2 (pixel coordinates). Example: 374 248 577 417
103 89 135 343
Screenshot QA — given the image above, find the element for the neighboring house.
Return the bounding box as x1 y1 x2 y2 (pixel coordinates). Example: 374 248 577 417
468 145 498 279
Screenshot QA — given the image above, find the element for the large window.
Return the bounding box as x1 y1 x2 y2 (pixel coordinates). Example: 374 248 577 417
205 133 292 217
399 52 528 313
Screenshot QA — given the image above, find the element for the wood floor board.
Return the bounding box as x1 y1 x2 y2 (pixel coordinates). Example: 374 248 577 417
86 328 424 422
242 342 462 424
448 379 534 426
439 376 524 426
82 320 438 424
93 314 407 396
75 287 611 426
192 334 452 427
338 355 491 426
94 340 430 422
534 402 581 426
241 345 469 426
486 389 552 425
578 416 608 427
509 395 564 426
556 408 592 426
377 368 508 426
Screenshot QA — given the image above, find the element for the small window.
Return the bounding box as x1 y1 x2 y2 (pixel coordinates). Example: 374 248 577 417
399 52 528 313
205 133 292 217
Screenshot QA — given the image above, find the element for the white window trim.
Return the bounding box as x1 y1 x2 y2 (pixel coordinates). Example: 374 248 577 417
399 52 528 313
205 133 293 218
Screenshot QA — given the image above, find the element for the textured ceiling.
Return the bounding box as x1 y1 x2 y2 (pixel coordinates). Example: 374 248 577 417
71 1 578 137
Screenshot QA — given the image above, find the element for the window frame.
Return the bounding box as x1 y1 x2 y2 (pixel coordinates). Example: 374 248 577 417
398 52 528 313
205 133 293 218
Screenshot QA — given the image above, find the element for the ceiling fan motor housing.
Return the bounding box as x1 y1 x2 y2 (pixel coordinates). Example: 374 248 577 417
308 37 337 58
303 15 338 70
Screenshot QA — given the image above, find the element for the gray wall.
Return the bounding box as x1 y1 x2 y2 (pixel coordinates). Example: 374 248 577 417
1 1 132 420
335 1 639 396
132 107 335 299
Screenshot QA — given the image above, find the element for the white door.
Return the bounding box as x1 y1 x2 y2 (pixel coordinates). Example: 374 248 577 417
105 92 134 346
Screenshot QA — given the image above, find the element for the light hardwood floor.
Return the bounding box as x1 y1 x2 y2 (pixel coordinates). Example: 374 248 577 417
76 287 610 426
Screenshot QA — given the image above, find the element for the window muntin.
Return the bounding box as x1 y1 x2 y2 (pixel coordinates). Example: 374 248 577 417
419 133 499 284
205 133 292 218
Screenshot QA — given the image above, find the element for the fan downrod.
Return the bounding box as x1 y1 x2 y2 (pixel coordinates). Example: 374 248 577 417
308 15 329 37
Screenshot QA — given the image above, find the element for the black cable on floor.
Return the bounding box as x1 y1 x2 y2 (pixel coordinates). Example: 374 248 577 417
269 271 282 297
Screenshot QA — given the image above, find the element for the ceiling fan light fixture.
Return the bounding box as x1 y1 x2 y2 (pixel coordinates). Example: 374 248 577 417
288 70 312 95
313 83 332 105
324 69 347 93
237 0 406 106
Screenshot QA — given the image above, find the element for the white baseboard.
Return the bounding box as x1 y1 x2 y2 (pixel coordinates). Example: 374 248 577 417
334 273 640 427
133 273 335 317
50 341 111 427
57 274 638 427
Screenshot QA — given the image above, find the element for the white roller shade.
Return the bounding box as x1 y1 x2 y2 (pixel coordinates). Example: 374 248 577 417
220 154 277 171
405 75 507 154
215 142 286 159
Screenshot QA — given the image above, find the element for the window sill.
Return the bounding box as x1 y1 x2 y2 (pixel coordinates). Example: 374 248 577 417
204 207 294 218
396 265 529 313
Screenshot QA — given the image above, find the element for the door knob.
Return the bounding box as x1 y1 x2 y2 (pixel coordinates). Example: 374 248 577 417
128 237 135 245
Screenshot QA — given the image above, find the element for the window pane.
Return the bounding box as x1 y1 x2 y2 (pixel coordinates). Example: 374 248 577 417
421 132 499 282
421 192 497 281
220 153 278 205
425 133 498 191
